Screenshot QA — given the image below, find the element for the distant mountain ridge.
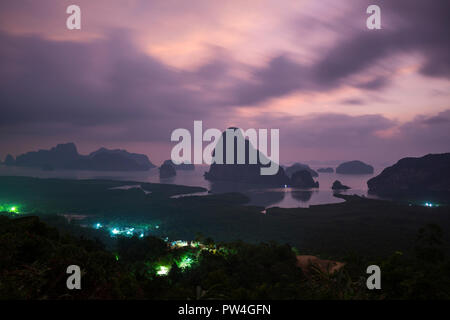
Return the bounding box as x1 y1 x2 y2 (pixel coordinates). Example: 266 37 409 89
4 143 155 171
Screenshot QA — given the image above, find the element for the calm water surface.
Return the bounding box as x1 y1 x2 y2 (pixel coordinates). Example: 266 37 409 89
0 164 385 208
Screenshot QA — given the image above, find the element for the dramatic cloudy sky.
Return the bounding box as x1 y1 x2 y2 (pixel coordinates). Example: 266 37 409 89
0 0 449 165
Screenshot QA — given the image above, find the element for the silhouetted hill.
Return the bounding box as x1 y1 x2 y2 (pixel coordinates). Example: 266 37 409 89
291 170 319 188
332 180 350 190
204 128 289 186
368 153 450 199
285 163 318 177
88 148 155 170
8 143 155 171
4 154 15 166
336 160 374 174
159 160 177 178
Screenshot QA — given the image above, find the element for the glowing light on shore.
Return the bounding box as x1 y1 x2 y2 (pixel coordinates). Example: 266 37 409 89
156 265 170 276
1 204 20 213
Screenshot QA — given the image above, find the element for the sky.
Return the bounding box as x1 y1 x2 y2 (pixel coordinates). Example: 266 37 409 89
0 0 449 166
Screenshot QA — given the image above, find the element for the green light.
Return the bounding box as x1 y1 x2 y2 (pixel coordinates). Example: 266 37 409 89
115 254 119 261
9 206 19 213
156 265 170 276
178 256 194 270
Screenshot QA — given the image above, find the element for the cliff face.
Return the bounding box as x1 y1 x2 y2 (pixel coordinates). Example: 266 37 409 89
9 143 155 171
367 153 450 197
204 128 290 186
336 160 374 174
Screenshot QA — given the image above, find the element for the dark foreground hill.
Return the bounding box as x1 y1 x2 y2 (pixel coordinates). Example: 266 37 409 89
2 203 450 299
0 214 367 299
4 143 155 171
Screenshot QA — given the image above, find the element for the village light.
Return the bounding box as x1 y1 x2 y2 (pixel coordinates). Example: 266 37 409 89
156 265 170 276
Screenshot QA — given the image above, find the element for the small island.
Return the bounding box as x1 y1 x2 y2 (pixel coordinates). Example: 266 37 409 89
285 163 318 177
159 160 177 178
291 170 319 188
204 128 290 186
331 180 350 190
336 160 373 174
318 167 334 173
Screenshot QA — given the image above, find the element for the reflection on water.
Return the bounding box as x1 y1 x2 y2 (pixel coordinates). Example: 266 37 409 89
292 190 314 202
0 164 383 208
171 191 210 199
247 188 343 208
